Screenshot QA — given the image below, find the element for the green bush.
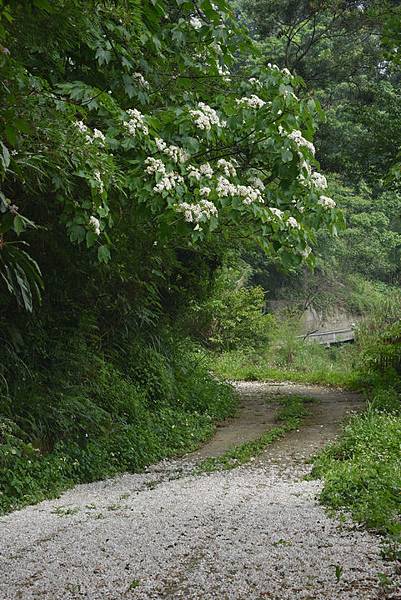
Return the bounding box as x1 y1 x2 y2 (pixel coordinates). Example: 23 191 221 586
312 407 401 536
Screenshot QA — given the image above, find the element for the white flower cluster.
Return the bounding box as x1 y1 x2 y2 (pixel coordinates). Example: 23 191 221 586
311 171 328 190
93 170 105 194
217 158 237 177
236 94 266 109
133 72 149 88
187 163 214 180
189 102 226 130
89 215 101 235
287 216 300 229
153 172 184 194
216 177 263 205
318 195 336 209
190 16 203 30
145 157 166 175
74 121 106 146
177 199 218 224
200 187 211 197
288 130 315 155
155 138 189 163
269 207 283 219
144 156 183 193
249 176 265 190
123 109 148 136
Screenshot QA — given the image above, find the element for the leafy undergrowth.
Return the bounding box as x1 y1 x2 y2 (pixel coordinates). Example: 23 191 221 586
198 395 312 473
0 336 236 515
209 348 361 389
312 385 401 550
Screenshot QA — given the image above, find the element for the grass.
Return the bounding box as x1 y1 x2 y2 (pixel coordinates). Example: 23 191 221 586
198 395 312 473
209 347 361 388
311 385 401 552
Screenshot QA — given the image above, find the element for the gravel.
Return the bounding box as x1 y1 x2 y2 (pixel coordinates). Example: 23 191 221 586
0 382 399 600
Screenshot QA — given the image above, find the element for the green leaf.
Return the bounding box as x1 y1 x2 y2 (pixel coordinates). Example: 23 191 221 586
98 245 111 263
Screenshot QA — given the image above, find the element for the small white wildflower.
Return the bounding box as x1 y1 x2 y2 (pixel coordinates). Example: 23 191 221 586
89 216 101 236
200 187 211 197
236 185 263 205
163 144 189 164
155 138 167 151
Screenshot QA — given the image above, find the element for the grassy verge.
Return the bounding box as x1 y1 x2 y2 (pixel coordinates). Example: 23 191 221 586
0 338 236 515
311 384 401 555
208 348 361 389
198 395 312 473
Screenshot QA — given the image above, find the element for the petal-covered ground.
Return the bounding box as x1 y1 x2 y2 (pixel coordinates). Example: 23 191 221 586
0 383 399 599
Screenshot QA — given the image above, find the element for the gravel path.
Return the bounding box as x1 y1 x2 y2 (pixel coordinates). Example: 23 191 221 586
0 382 400 600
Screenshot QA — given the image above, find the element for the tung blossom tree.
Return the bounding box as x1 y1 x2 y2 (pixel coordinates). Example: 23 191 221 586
0 0 343 309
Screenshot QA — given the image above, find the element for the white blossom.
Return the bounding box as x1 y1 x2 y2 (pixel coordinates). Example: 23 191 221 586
269 207 283 219
236 185 263 205
89 216 101 236
189 102 226 130
123 109 148 136
288 130 315 155
145 157 166 175
311 171 328 190
177 199 218 224
236 94 266 109
187 165 201 180
93 170 105 194
287 216 300 229
93 129 106 145
153 172 183 193
199 163 214 178
200 187 211 197
155 138 167 151
249 176 265 190
163 144 189 164
217 159 237 177
249 77 262 88
216 176 237 197
133 72 150 88
318 195 336 209
74 120 88 133
190 16 203 30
